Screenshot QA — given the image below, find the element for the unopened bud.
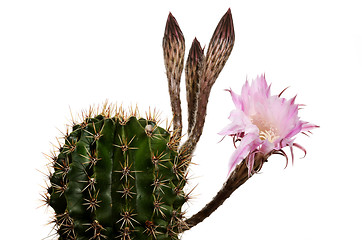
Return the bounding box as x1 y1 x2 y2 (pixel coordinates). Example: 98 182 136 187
185 38 204 134
202 8 235 88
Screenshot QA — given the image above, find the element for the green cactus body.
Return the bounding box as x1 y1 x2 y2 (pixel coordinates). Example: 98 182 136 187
48 108 187 239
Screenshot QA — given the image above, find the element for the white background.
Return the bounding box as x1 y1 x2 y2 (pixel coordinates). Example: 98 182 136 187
1 0 361 239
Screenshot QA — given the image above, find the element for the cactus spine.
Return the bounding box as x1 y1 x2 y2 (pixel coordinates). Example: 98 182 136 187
47 106 187 239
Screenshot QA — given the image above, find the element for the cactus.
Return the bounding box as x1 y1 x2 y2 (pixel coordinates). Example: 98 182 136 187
43 9 235 240
47 106 188 239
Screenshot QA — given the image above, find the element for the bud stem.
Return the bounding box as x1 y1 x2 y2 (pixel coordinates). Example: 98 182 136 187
184 154 266 230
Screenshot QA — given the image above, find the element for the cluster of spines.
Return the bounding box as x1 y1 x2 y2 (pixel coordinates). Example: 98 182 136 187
42 104 190 240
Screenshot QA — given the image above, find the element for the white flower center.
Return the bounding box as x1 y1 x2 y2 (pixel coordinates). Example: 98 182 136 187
250 115 279 143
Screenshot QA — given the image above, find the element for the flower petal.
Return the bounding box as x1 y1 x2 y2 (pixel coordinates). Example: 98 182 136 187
227 89 243 110
228 133 260 174
219 109 258 136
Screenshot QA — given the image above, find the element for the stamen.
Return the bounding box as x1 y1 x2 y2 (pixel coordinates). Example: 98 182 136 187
259 128 279 143
250 115 279 143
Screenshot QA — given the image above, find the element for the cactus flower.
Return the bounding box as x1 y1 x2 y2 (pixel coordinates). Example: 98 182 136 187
220 75 318 175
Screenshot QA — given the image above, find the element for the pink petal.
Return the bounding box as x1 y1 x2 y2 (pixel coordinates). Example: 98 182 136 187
228 133 259 175
273 149 289 169
293 143 307 158
219 110 248 135
302 122 320 132
227 89 243 110
289 144 295 165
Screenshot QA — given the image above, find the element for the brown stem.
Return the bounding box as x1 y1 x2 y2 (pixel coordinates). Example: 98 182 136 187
185 153 266 229
181 85 211 155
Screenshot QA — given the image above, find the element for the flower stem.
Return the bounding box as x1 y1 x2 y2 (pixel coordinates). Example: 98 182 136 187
184 153 266 230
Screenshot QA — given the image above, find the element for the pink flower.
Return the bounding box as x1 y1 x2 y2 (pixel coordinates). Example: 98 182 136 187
220 74 318 175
